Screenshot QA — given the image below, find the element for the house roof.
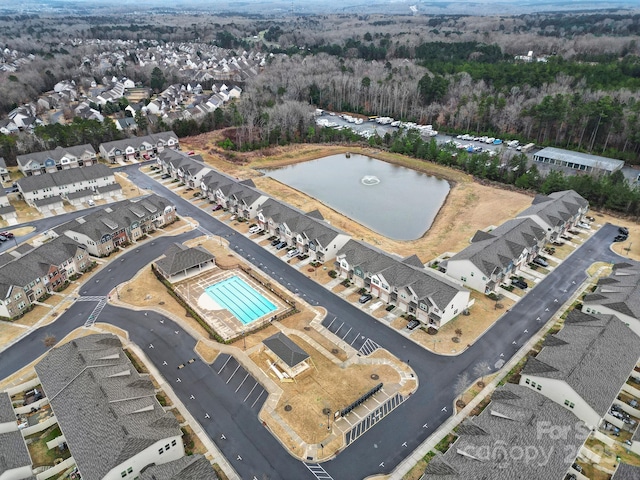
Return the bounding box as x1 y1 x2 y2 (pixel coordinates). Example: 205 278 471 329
338 239 468 311
98 182 123 194
263 332 309 368
522 310 640 417
35 334 182 480
139 454 218 480
517 189 588 230
34 195 64 206
422 383 589 480
447 217 546 277
17 164 114 193
155 243 215 277
0 392 15 423
534 147 625 172
99 131 178 155
16 144 95 168
612 463 640 480
0 430 32 476
583 262 640 320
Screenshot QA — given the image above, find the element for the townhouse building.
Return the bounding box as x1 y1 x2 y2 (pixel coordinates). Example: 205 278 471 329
444 217 547 294
422 383 590 480
257 198 351 264
99 132 179 163
16 144 97 176
583 262 640 337
0 235 88 319
138 455 217 479
516 189 589 240
16 164 117 206
519 310 640 430
54 194 177 257
35 334 185 480
0 157 10 182
336 240 471 328
157 149 211 187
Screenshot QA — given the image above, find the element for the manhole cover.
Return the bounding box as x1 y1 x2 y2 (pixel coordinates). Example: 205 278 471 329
304 326 311 331
371 374 379 380
322 408 331 415
331 349 339 354
284 405 292 412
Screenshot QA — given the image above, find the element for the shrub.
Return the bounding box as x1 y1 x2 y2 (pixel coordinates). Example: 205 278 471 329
328 270 337 278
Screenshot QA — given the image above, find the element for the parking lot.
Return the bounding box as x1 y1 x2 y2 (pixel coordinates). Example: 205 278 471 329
211 353 267 413
344 392 405 446
322 315 381 355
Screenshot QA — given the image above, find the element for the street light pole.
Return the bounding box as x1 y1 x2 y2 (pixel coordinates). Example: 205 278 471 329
327 410 331 431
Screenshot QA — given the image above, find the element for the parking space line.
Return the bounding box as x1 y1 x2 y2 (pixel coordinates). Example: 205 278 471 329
217 355 232 374
251 389 265 409
327 317 336 329
349 333 360 346
243 382 258 403
235 373 249 393
334 322 344 335
341 327 352 340
226 364 241 384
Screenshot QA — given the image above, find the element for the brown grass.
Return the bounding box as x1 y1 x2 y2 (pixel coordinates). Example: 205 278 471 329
180 141 534 262
252 335 401 444
0 322 26 347
93 323 129 339
195 340 219 363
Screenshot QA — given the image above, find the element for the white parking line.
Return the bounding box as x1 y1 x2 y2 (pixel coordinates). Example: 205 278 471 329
235 373 249 393
251 389 265 408
349 333 361 346
243 383 258 403
217 356 232 374
226 364 241 384
341 327 352 340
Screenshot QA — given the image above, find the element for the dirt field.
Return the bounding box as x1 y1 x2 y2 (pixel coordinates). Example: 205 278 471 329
181 140 534 261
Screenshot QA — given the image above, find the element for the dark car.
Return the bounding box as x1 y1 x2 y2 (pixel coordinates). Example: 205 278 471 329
533 256 549 267
271 239 281 246
407 319 420 330
619 226 629 235
212 204 223 211
511 278 528 289
161 174 171 179
358 294 373 304
614 234 628 243
276 241 288 250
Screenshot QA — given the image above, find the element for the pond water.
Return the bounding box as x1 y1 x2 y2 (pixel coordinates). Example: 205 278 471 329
260 154 450 241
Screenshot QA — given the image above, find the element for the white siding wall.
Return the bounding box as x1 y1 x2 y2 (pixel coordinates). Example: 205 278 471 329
320 234 351 261
520 375 601 428
0 464 34 480
102 435 184 480
439 290 471 326
446 259 489 293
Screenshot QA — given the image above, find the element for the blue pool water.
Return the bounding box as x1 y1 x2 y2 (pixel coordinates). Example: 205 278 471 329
205 276 277 325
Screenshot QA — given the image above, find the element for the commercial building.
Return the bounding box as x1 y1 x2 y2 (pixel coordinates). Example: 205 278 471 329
533 147 624 175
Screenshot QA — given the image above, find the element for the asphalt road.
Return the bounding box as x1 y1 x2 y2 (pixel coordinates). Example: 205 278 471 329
0 165 626 479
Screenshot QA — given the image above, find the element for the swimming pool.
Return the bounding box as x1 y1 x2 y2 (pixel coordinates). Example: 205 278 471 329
205 276 277 325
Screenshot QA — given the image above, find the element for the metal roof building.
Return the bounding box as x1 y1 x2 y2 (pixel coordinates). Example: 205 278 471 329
533 147 624 174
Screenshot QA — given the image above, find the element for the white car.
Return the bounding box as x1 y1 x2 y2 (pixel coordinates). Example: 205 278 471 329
577 222 591 229
249 226 262 234
286 249 299 258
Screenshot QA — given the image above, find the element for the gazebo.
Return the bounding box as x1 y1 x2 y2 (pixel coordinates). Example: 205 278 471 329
154 243 215 281
262 332 310 379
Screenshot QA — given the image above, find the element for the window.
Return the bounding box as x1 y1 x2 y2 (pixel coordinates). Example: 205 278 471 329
127 468 133 474
171 439 177 446
158 448 164 454
165 444 170 450
121 472 127 478
536 384 541 391
525 378 530 385
531 381 536 388
563 400 574 408
461 276 467 282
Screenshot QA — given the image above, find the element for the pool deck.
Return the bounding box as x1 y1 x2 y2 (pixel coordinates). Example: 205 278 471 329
174 268 288 341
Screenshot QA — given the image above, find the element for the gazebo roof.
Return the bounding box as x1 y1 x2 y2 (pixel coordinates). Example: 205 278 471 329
263 332 309 368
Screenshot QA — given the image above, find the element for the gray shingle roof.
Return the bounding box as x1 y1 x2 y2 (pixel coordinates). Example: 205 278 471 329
139 454 218 480
99 131 178 156
17 164 114 193
263 332 309 368
155 243 215 277
35 334 181 480
16 144 96 168
0 205 16 215
522 310 640 417
34 195 64 206
534 147 625 172
98 182 123 194
447 217 546 277
612 463 640 480
0 392 15 423
338 239 467 311
0 430 32 476
583 262 640 320
517 189 588 230
422 383 589 480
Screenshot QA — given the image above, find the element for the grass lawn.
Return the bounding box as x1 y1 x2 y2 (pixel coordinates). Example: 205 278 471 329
26 424 71 467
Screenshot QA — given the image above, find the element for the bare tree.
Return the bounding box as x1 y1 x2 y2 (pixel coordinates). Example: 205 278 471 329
43 334 57 348
473 361 491 388
454 372 471 408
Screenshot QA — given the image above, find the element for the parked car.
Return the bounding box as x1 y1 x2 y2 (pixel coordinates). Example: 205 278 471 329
358 294 373 304
619 226 629 235
229 214 237 221
533 257 549 267
511 278 528 289
161 174 171 179
0 236 6 242
271 239 281 246
406 319 420 330
249 226 262 234
212 204 223 211
0 232 13 238
87 200 95 207
572 463 582 473
614 235 628 243
286 249 299 258
276 241 287 250
577 222 591 229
